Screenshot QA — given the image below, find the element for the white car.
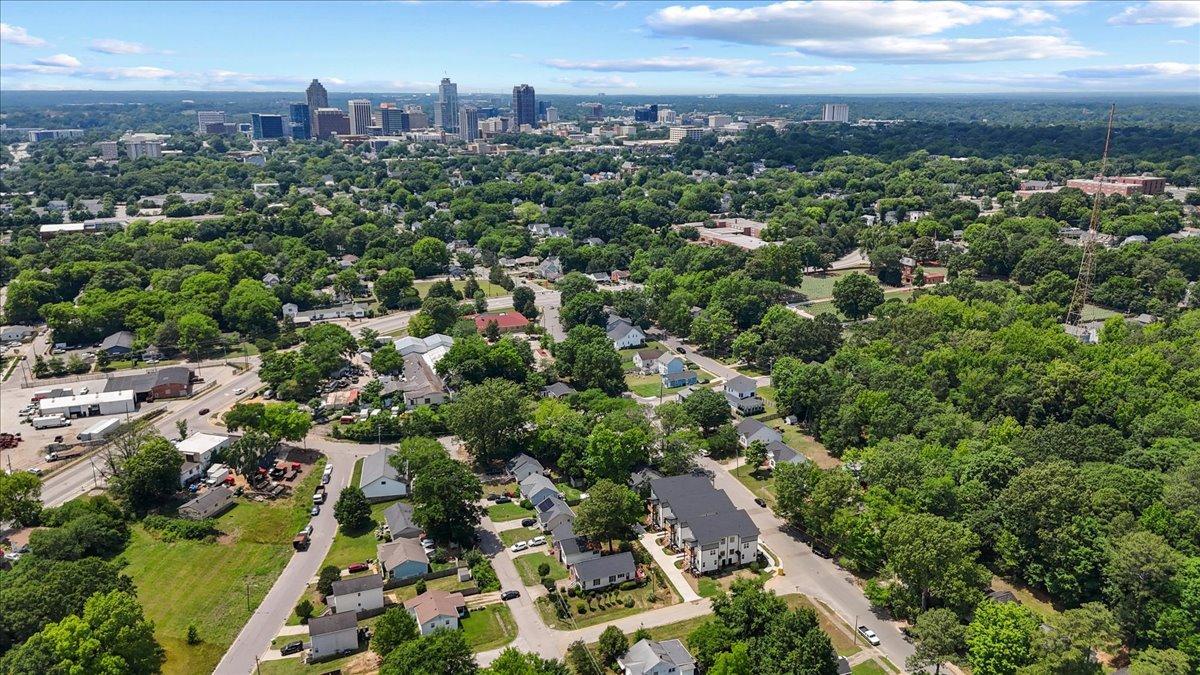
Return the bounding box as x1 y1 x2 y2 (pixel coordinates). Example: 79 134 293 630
529 536 546 547
233 388 246 395
510 541 528 553
857 626 881 646
79 386 89 394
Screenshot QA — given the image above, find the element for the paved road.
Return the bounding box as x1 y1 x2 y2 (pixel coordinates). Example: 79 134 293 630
519 280 564 341
656 334 770 387
697 456 915 670
214 439 372 675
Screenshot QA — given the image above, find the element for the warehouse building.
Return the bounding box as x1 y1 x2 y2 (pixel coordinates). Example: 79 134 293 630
39 390 137 418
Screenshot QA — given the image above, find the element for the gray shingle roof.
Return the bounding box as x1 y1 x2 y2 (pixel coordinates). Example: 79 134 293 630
330 574 384 597
308 611 357 636
383 502 421 538
685 508 759 544
360 448 400 487
725 375 756 394
571 551 635 582
620 639 696 675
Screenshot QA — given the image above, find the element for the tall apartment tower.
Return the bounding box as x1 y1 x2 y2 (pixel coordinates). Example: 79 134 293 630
306 79 329 134
512 84 536 128
822 103 849 123
348 99 373 135
436 78 459 133
196 110 226 133
289 103 311 139
458 106 480 142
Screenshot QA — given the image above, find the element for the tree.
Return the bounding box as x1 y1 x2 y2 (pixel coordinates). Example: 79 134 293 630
565 640 602 675
0 471 42 527
596 625 629 666
317 565 342 596
176 311 221 357
223 278 281 337
1 590 163 674
690 307 737 353
443 379 530 464
754 607 839 674
561 291 607 330
372 607 420 656
0 555 134 651
709 642 753 675
513 286 539 320
295 599 314 622
176 418 189 440
832 273 884 320
1129 648 1191 675
382 628 477 675
375 267 417 309
373 343 405 374
553 325 624 395
907 608 965 675
681 387 731 433
882 512 988 613
334 486 372 532
411 456 483 545
109 435 184 510
744 440 768 472
1104 531 1182 643
225 429 276 477
411 237 452 277
484 648 569 675
687 619 737 670
966 600 1040 675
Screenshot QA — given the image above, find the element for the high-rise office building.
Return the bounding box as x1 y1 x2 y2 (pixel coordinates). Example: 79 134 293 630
197 110 226 133
658 108 678 125
306 79 329 134
512 84 536 128
380 107 409 134
251 114 286 139
634 104 658 122
545 106 559 123
314 108 350 138
537 100 552 118
458 106 480 142
436 78 459 133
583 102 604 119
348 99 373 135
404 105 429 129
289 103 311 139
822 103 849 123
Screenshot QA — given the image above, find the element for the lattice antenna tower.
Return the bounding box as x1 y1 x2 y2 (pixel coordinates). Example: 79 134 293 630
1065 103 1116 326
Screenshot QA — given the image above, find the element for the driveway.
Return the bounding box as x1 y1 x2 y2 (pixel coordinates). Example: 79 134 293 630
639 531 701 602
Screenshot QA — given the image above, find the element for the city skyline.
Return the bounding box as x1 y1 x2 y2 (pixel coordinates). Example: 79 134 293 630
0 1 1197 94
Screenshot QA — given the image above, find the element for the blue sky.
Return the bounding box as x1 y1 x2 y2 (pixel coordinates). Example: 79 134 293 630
1 1 1197 94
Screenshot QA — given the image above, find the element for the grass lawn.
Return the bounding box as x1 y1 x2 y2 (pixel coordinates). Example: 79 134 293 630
777 425 842 469
697 577 723 598
537 577 679 630
730 463 776 506
556 482 583 503
321 498 398 571
461 604 518 651
618 341 667 367
350 457 363 486
852 660 890 675
587 613 714 652
388 573 478 603
796 270 853 300
413 278 509 299
782 594 862 657
484 481 517 498
122 459 326 675
512 551 568 586
258 649 380 675
500 526 541 546
1081 303 1122 321
487 501 535 522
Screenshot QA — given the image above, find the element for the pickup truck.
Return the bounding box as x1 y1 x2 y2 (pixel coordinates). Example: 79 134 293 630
313 485 327 504
292 533 310 551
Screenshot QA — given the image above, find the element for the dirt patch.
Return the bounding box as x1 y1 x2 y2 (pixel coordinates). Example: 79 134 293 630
340 653 381 675
216 532 237 546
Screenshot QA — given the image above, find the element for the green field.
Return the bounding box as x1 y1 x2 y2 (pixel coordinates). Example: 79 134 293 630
487 501 535 522
852 660 890 675
461 604 518 651
512 551 568 585
122 459 326 675
414 278 508 299
625 369 712 398
795 271 854 300
730 464 776 506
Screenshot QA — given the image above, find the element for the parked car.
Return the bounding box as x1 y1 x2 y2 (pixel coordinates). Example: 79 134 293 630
300 524 313 537
510 541 528 553
486 494 503 502
494 496 512 504
754 497 767 508
347 562 369 573
233 388 246 395
500 590 520 601
79 387 89 394
280 641 303 655
676 346 687 354
857 626 881 646
198 408 210 416
529 536 546 547
520 518 536 527
310 505 320 516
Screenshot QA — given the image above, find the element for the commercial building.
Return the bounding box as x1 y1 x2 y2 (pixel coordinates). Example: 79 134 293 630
458 106 480 142
545 106 559 123
348 99 373 135
404 105 429 129
582 102 604 119
513 84 537 128
669 127 704 142
306 78 329 134
473 311 530 333
289 103 311 139
436 78 459 133
28 129 85 142
822 103 850 123
39 390 137 418
1066 175 1167 197
380 106 409 134
313 108 351 139
634 105 658 123
196 110 226 133
688 217 771 251
98 140 119 160
123 133 165 160
250 114 285 139
103 365 194 400
708 114 732 128
175 433 231 469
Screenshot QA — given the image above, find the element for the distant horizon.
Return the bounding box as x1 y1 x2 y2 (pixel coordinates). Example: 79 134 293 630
4 89 1199 99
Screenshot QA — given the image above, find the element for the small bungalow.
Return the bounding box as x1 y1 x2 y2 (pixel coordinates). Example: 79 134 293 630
100 330 135 356
329 574 385 615
507 453 545 483
358 448 408 501
553 523 599 567
570 551 637 591
541 382 578 399
736 418 782 448
308 612 359 661
519 473 561 507
632 349 665 373
405 590 468 635
535 494 575 533
377 538 430 582
607 316 646 349
618 639 697 675
383 502 422 540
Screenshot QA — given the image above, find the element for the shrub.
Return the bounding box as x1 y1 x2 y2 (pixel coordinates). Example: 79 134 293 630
577 602 587 614
647 590 658 603
749 561 762 573
415 580 427 594
619 580 638 591
520 498 532 509
186 624 200 645
541 576 556 592
624 596 635 608
567 586 577 598
295 599 314 622
142 515 218 542
537 562 551 577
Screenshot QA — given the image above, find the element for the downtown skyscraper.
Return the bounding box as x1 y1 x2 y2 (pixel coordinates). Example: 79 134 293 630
435 78 459 133
306 79 329 135
348 99 373 135
513 84 536 129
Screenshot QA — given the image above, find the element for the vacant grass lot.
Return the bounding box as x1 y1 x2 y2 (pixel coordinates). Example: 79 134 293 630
487 501 534 522
461 604 518 651
322 498 400 570
782 594 862 657
730 464 776 506
122 459 325 675
500 526 541 547
512 551 568 586
413 278 508 299
625 368 713 398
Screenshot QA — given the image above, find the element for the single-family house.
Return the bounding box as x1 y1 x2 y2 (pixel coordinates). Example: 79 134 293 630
405 590 467 635
584 237 605 246
538 257 564 281
262 273 281 287
570 551 637 591
628 467 664 495
507 453 545 483
648 475 760 575
100 330 135 356
607 316 646 349
588 272 611 285
308 612 359 661
520 473 561 508
541 382 578 399
383 502 422 540
358 448 408 501
654 353 687 376
378 538 430 582
618 639 697 675
724 376 765 416
474 311 530 334
553 523 599 567
632 349 664 373
662 370 700 389
611 270 630 284
766 441 807 469
535 494 575 533
178 485 236 520
736 418 782 448
0 325 39 342
329 574 385 615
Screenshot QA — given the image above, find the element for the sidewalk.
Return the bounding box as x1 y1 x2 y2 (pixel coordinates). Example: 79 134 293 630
639 531 701 602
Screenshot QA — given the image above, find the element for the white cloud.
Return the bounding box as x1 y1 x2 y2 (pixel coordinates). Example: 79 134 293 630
32 53 81 68
944 61 1200 89
89 38 164 55
545 55 854 77
552 75 638 89
0 23 47 47
791 35 1097 62
0 62 176 80
1109 1 1200 27
1059 61 1200 79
